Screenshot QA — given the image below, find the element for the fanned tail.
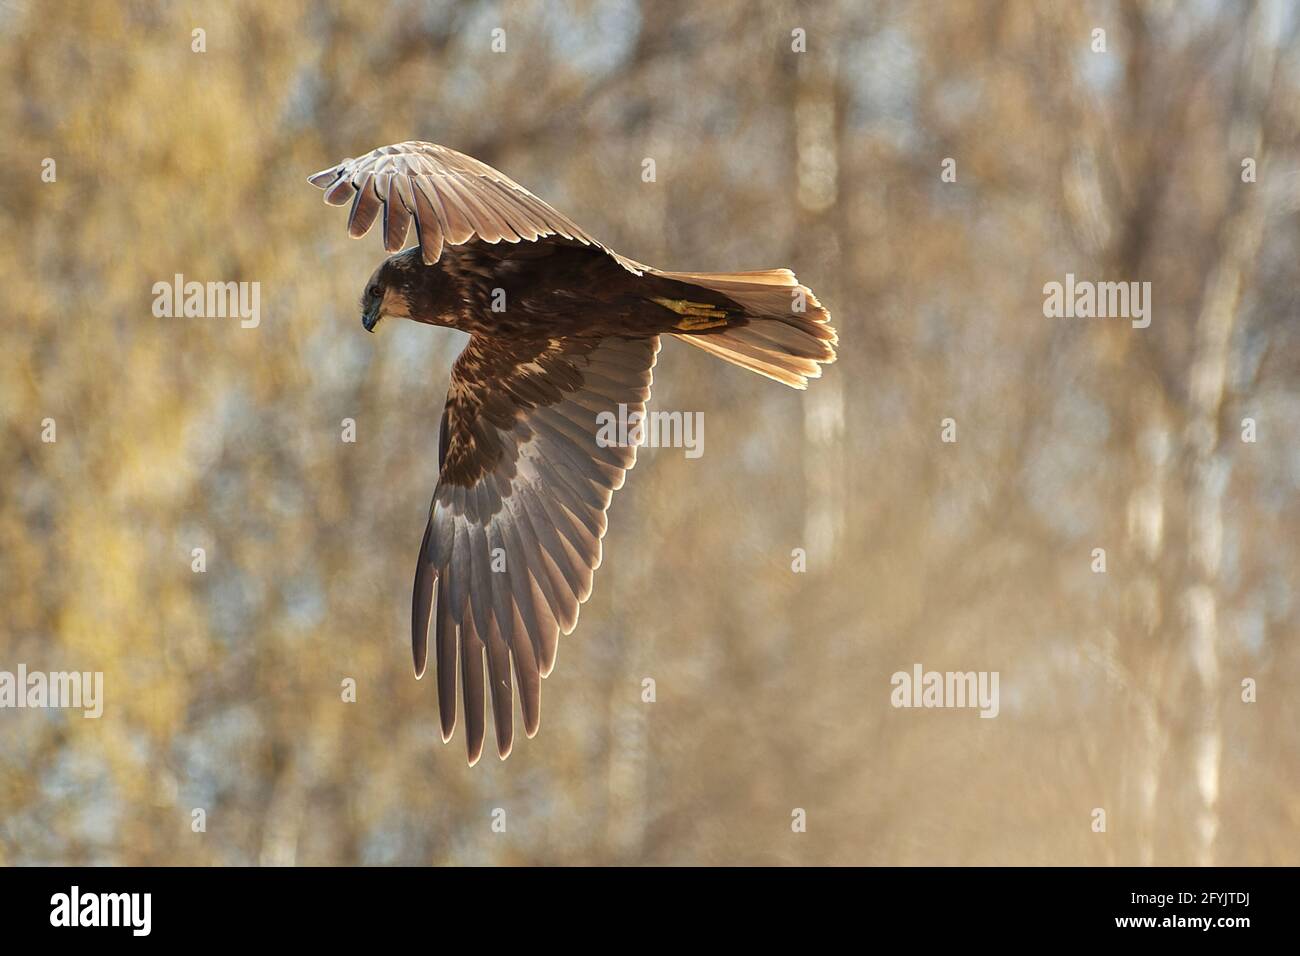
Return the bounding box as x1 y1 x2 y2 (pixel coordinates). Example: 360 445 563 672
657 268 838 389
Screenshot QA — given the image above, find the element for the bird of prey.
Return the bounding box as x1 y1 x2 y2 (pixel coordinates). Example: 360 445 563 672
310 141 837 764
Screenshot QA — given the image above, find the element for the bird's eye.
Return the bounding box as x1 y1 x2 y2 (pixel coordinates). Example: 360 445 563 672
367 285 382 299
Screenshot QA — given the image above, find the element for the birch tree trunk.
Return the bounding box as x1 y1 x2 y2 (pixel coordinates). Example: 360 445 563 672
792 5 846 560
1184 0 1279 866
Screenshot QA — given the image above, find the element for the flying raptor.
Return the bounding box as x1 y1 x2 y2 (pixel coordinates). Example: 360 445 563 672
310 141 837 764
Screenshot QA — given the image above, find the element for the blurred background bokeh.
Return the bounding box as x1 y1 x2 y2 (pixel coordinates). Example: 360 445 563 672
1 0 1298 865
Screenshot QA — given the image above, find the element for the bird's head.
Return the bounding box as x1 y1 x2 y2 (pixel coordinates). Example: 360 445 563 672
359 252 419 332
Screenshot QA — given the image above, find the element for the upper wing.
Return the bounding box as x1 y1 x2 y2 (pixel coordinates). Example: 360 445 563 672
413 332 659 764
308 140 643 273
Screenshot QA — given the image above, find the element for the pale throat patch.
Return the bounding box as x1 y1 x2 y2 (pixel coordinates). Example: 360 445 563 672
381 286 411 318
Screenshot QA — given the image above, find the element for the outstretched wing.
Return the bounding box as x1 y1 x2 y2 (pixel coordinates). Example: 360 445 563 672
308 140 643 273
413 332 659 764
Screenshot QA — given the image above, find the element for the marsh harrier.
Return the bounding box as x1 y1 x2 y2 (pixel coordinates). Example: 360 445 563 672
310 142 837 763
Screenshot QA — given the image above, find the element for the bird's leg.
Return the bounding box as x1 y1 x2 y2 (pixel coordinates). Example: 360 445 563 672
675 314 729 330
650 297 730 331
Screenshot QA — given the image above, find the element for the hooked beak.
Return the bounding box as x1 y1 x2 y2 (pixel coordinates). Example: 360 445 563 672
362 302 382 333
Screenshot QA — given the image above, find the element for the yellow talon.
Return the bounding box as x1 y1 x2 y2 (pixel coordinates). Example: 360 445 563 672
651 297 729 329
674 315 730 331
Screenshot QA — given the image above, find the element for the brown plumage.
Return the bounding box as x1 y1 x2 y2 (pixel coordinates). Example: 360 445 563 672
310 141 837 764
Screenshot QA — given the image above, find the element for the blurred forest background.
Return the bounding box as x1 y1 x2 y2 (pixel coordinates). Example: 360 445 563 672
1 0 1298 866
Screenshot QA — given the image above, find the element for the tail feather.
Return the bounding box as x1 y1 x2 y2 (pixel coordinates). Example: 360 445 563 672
655 268 837 389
